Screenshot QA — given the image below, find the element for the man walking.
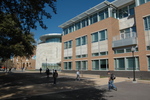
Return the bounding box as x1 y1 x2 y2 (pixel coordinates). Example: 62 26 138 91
76 70 80 81
53 70 58 84
107 71 117 91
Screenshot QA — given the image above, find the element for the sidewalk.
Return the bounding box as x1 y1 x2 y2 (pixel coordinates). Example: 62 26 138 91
59 72 150 85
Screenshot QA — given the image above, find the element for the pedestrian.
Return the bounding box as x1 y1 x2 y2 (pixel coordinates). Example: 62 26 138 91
40 68 42 74
107 71 117 91
53 70 58 84
46 68 50 78
76 70 80 81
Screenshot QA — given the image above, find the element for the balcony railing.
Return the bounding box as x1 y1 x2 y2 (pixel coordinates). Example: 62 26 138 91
112 32 137 48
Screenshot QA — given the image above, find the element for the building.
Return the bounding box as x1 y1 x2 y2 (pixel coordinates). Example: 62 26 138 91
36 33 62 70
13 49 36 70
59 0 150 78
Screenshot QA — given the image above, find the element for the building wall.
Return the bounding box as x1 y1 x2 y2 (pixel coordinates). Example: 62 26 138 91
61 1 150 78
36 42 61 70
135 2 150 71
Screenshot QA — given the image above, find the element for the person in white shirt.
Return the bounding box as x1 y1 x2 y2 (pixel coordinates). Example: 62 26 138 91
76 70 80 80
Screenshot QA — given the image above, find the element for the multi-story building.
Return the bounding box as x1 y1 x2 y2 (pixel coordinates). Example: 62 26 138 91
36 33 62 70
59 0 150 78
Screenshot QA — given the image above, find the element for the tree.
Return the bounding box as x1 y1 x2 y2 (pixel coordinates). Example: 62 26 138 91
0 0 57 61
0 14 36 60
0 0 57 32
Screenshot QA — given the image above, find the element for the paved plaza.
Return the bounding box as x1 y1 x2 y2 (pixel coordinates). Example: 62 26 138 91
0 71 150 100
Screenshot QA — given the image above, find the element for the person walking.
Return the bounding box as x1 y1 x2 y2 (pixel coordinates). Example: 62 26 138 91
46 68 50 78
53 70 58 84
40 68 42 74
76 70 80 81
107 71 117 91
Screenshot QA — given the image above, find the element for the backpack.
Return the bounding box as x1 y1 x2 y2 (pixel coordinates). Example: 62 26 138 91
111 74 116 80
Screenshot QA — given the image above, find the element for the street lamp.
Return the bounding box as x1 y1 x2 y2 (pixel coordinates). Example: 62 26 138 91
131 46 136 82
46 58 47 69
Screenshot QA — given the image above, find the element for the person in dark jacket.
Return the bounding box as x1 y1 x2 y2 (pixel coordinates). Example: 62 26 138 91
53 70 58 84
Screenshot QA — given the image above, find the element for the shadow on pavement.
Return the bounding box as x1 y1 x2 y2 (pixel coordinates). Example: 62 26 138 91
0 72 108 100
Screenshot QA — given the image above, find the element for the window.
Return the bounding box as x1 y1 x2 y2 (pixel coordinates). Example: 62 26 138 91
118 3 135 19
92 53 99 57
68 40 72 48
126 57 139 70
99 8 108 21
115 49 124 54
81 36 87 45
144 16 150 30
76 38 81 46
100 51 108 56
115 58 125 70
139 0 150 5
81 18 89 28
129 4 135 16
99 30 107 41
82 54 87 58
91 32 98 42
76 61 81 70
92 60 99 70
100 59 108 70
75 22 81 30
147 56 150 70
76 55 81 58
90 14 98 24
64 40 73 49
64 62 72 70
64 42 68 49
82 61 88 70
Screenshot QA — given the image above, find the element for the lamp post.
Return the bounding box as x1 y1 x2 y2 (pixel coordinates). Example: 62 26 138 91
46 58 47 69
131 46 136 82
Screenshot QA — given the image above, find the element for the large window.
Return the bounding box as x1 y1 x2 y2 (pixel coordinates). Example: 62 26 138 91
64 40 73 49
144 15 150 30
64 62 72 70
76 61 88 70
99 30 107 41
118 3 135 19
92 59 108 70
76 35 87 46
99 8 108 21
76 38 81 46
115 58 125 70
90 13 98 24
91 32 98 42
115 57 139 70
92 29 107 43
82 36 87 45
92 60 99 70
81 18 89 28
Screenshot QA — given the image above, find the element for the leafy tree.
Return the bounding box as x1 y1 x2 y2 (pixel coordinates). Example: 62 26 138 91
0 0 57 61
0 14 35 61
0 0 57 32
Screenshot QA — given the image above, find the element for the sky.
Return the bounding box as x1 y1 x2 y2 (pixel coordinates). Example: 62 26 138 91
32 0 114 41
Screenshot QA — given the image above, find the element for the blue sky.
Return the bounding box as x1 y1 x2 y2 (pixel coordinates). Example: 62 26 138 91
32 0 113 41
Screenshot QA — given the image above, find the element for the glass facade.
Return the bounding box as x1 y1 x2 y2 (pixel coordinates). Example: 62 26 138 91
42 63 60 70
46 38 61 43
63 8 108 35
